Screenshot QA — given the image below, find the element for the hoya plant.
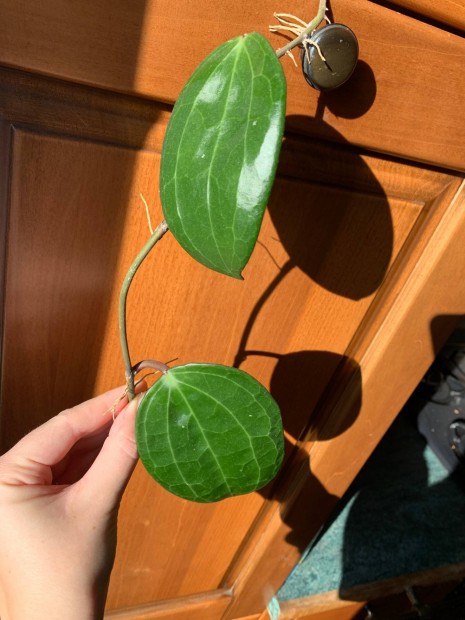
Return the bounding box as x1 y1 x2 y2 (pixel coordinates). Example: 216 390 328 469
118 0 353 503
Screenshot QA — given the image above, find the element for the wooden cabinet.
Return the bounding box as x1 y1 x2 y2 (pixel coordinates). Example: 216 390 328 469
1 1 464 618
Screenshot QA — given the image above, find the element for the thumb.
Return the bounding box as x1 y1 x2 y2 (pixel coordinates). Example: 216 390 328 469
75 393 144 513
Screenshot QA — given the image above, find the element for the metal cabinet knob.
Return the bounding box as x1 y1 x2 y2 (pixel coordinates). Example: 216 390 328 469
301 23 359 90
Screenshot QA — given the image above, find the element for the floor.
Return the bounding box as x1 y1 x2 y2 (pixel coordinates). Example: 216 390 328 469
277 408 465 602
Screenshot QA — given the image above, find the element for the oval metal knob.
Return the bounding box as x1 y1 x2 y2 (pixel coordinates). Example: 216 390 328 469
301 23 359 91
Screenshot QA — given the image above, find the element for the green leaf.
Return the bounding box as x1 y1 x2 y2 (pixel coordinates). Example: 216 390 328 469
135 363 284 502
160 33 286 279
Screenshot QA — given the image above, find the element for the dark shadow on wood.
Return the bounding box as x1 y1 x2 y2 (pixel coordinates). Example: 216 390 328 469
0 65 167 450
239 347 362 554
232 103 390 555
268 125 393 301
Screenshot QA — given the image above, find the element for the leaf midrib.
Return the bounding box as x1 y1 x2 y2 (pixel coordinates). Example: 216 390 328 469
172 38 245 272
174 383 235 497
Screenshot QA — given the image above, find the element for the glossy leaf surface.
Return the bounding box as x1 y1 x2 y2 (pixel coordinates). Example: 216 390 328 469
160 33 286 278
136 363 284 502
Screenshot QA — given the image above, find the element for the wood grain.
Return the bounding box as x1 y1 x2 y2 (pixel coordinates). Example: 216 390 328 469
0 69 460 612
1 1 465 169
278 594 365 620
99 154 431 607
0 122 12 392
1 4 465 616
222 180 465 619
0 67 450 612
104 590 231 620
384 0 465 31
0 66 171 151
0 129 137 446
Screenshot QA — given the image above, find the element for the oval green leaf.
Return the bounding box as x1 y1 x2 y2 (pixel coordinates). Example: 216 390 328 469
135 363 284 502
160 33 286 279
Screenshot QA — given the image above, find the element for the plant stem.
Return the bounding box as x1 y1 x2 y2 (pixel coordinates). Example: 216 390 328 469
119 219 169 401
275 0 327 59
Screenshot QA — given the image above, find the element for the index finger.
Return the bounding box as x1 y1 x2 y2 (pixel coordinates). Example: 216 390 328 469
4 385 130 467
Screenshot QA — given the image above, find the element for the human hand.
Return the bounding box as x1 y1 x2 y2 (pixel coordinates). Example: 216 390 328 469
0 385 145 620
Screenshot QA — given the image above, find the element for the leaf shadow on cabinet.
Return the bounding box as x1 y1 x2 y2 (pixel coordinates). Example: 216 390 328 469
234 89 393 553
236 347 362 554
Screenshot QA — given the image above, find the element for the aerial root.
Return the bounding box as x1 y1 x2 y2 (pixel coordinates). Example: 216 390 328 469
269 10 329 65
140 193 154 236
103 372 157 421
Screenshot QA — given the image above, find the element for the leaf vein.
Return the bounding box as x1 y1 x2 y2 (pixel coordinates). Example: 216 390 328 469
174 384 235 496
230 41 256 272
173 375 263 487
172 40 242 271
165 386 195 494
203 45 244 272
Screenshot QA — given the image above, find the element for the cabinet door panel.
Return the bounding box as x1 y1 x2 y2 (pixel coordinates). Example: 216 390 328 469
0 129 136 444
1 69 463 618
1 1 465 618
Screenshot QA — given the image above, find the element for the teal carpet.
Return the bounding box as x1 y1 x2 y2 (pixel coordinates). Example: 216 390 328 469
278 412 465 601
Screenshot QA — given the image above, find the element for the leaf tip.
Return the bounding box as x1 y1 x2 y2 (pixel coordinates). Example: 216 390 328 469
218 265 244 280
232 271 244 281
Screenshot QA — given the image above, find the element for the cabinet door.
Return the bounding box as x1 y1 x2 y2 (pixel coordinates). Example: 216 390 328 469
1 2 465 619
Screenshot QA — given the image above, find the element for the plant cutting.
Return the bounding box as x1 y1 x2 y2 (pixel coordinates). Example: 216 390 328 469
119 1 340 503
